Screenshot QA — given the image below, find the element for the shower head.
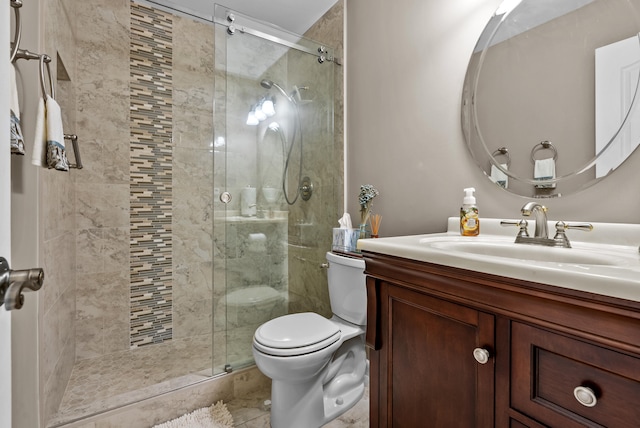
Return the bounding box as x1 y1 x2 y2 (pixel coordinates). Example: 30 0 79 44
260 79 294 103
260 79 274 89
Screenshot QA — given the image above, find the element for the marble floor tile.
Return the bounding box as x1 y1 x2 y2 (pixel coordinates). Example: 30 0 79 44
50 335 213 426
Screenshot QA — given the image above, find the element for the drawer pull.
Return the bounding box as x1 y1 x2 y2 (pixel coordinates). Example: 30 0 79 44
573 386 597 407
473 347 491 364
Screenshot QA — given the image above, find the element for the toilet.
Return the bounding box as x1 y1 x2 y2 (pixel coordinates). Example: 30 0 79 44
252 251 367 428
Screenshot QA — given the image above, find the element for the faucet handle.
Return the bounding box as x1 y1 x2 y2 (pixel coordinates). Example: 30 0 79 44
500 219 529 238
553 221 593 248
555 221 593 233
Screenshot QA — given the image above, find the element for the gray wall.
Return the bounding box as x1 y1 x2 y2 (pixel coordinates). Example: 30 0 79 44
346 0 640 237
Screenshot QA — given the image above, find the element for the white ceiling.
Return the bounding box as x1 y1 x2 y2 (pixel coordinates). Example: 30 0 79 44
148 0 339 35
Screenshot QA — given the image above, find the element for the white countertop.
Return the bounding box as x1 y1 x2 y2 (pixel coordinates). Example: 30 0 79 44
358 217 640 303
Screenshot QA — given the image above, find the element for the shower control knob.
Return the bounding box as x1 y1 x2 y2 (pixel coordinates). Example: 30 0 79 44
220 191 232 204
300 177 314 201
227 13 235 23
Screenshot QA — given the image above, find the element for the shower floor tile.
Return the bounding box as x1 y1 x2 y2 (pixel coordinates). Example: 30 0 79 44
50 335 213 427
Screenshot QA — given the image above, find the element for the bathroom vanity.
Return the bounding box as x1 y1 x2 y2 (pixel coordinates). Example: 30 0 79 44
360 219 640 427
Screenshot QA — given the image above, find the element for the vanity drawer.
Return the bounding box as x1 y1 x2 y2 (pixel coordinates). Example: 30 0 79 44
510 322 640 427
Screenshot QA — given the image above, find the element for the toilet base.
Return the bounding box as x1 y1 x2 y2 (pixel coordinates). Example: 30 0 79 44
269 379 364 428
267 335 367 428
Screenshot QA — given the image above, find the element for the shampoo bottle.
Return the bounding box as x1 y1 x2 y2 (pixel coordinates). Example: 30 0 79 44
460 187 479 236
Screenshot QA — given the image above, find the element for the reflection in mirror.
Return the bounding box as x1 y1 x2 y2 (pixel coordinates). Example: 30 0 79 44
462 0 640 197
596 35 640 177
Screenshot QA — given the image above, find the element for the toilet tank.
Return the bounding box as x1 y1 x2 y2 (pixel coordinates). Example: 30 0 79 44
326 252 367 326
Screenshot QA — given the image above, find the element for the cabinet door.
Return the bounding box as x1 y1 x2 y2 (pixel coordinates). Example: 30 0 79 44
378 281 495 427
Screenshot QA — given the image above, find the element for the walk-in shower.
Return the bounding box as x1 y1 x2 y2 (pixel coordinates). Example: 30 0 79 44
34 1 342 426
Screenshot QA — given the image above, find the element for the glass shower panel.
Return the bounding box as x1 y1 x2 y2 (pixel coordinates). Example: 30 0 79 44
214 6 336 371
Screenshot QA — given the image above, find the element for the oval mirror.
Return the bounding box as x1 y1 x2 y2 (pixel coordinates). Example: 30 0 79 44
462 0 640 198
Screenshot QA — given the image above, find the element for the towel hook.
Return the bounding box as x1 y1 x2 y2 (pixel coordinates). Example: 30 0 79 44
9 0 22 63
491 147 511 167
530 140 558 163
38 54 55 100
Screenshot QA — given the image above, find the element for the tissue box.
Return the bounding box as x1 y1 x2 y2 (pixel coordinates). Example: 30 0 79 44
332 228 360 253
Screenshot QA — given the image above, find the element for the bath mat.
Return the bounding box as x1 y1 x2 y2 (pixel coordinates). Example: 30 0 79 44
153 401 234 428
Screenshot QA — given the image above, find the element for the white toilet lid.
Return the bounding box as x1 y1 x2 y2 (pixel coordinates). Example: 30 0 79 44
254 313 341 357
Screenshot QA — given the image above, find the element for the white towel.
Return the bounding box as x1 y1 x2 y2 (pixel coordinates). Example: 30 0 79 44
45 96 69 171
10 65 25 155
490 163 509 188
534 158 556 189
31 97 46 166
31 96 69 170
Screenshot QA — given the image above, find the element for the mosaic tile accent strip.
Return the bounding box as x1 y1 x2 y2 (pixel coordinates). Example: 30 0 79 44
129 2 174 348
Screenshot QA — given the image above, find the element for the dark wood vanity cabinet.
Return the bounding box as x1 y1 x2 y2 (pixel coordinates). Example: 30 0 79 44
363 252 640 428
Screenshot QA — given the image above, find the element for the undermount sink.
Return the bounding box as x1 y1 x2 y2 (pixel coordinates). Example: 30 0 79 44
421 237 627 266
357 217 640 302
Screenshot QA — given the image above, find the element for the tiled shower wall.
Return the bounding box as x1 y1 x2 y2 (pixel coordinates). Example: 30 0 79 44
74 0 132 361
287 1 345 318
40 3 216 420
72 0 215 359
70 0 342 361
39 0 78 423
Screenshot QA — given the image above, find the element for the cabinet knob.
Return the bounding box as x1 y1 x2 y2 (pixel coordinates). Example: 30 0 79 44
573 386 597 407
473 347 491 364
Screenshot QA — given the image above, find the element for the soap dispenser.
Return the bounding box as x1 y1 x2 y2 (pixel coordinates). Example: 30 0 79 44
460 187 479 236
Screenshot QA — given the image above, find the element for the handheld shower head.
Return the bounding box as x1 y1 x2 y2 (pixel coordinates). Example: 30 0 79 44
259 79 306 206
260 79 294 103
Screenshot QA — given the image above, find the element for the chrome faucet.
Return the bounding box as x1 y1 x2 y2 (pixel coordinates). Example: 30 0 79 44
501 203 593 248
521 202 548 238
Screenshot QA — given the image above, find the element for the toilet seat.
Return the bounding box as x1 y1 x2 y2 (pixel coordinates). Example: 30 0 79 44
254 312 341 357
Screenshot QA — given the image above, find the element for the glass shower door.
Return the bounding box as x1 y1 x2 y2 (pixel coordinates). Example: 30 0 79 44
213 5 338 372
